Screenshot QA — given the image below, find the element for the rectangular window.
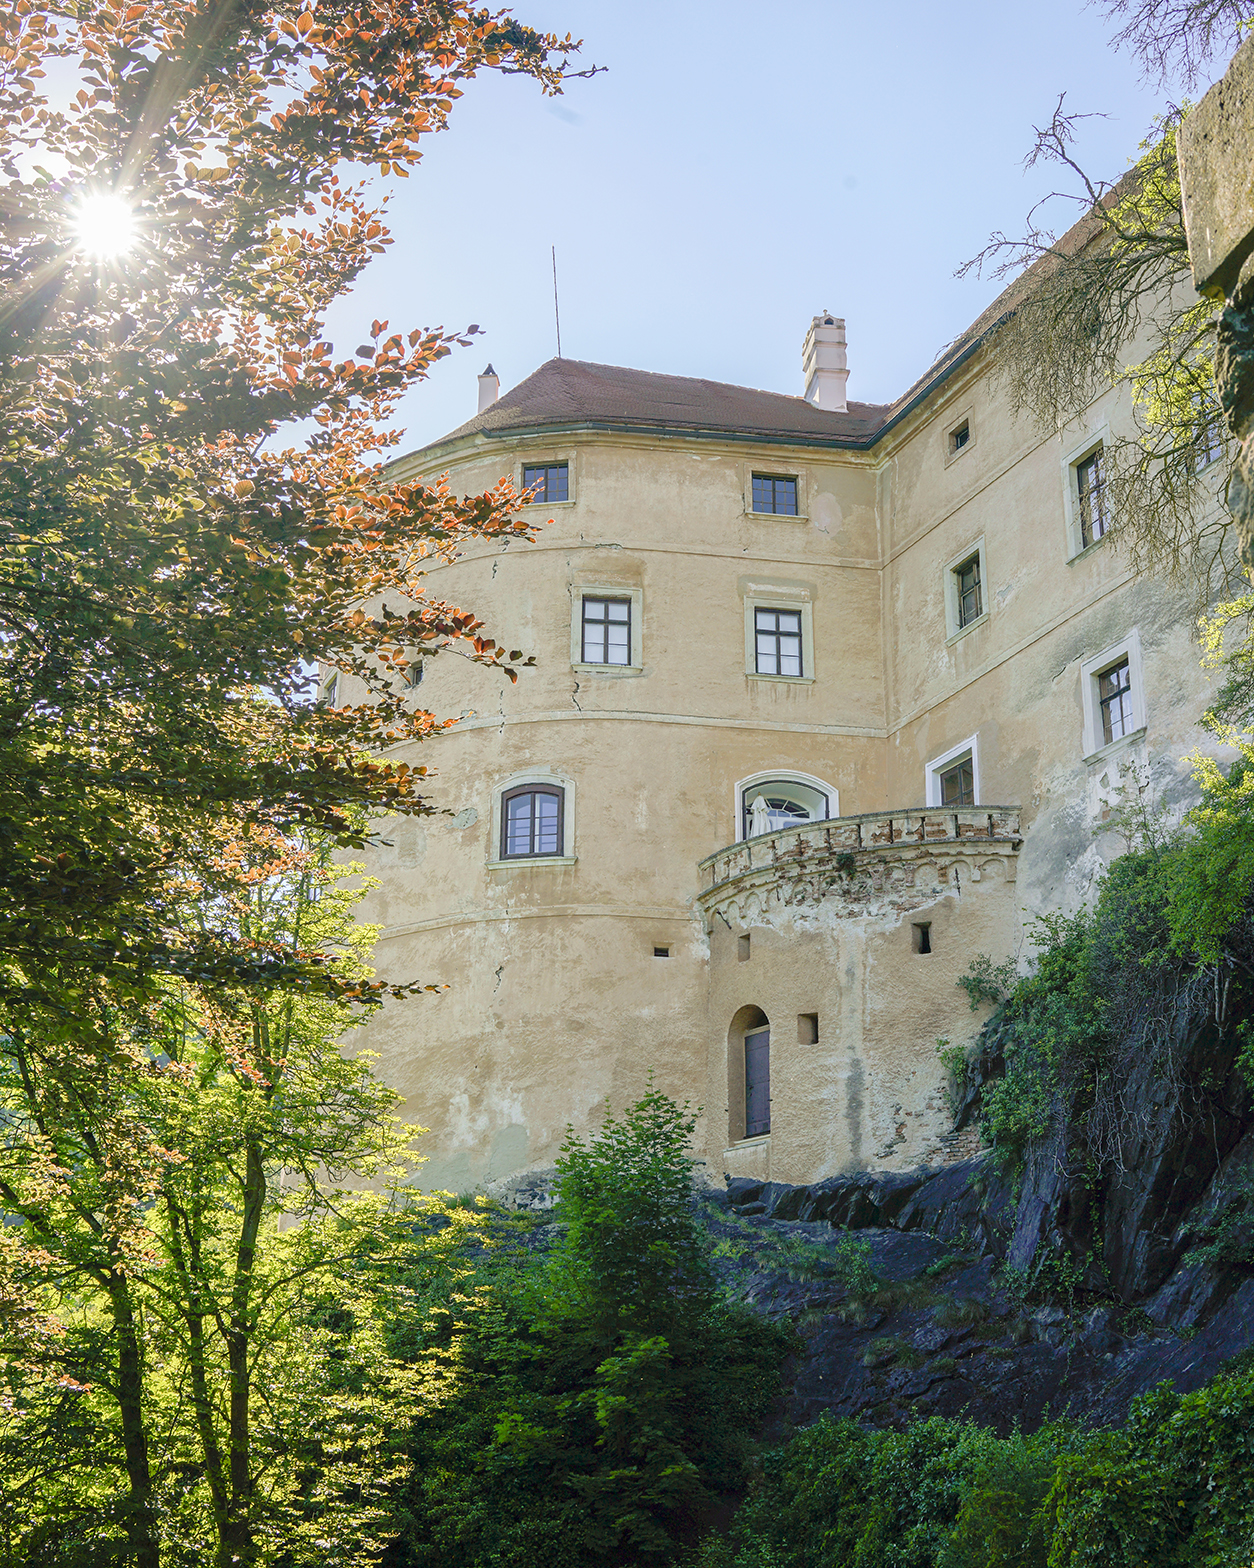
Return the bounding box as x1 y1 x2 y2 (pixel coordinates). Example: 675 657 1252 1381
955 554 982 628
1076 448 1107 548
754 606 803 677
1098 659 1134 745
949 419 970 455
522 462 568 504
501 786 564 858
939 757 974 807
581 597 631 665
751 474 798 515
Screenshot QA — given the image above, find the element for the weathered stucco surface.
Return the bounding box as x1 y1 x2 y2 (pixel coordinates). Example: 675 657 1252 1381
342 326 1227 1193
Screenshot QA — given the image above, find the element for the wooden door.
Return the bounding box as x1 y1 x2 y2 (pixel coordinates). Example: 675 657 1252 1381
745 1028 770 1137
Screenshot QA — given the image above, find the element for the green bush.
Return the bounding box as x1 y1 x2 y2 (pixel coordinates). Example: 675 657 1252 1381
387 1088 792 1568
712 1361 1254 1568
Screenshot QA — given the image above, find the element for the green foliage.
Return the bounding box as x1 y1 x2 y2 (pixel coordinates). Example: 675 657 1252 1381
977 912 1105 1167
391 1090 792 1568
716 1360 1254 1568
937 1038 972 1119
957 956 1019 1011
550 1087 714 1340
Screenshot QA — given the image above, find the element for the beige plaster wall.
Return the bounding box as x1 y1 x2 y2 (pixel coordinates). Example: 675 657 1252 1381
348 346 1226 1191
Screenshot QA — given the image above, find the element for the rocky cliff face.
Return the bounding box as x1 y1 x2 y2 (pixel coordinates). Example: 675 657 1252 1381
711 1008 1254 1435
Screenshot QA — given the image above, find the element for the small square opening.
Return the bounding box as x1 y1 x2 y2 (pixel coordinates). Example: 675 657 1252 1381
653 945 671 958
949 419 970 455
737 934 751 962
798 1012 819 1045
912 923 932 954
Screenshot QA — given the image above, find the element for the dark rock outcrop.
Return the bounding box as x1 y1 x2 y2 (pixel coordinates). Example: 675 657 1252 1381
716 1009 1254 1435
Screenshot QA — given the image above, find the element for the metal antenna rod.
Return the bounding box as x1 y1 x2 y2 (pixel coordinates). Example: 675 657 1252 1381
552 244 562 359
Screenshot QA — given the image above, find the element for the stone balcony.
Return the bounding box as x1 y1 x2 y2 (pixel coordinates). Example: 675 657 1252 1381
696 806 1023 928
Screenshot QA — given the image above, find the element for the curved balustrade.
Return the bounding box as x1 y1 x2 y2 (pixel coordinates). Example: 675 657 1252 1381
697 805 1022 926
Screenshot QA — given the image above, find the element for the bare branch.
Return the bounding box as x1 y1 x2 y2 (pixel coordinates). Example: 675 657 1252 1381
1099 0 1252 87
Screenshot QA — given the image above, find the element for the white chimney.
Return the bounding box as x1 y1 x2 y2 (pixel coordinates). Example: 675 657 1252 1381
477 363 499 413
802 313 848 411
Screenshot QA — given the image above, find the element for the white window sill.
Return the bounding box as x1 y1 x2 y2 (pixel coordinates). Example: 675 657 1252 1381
521 498 576 508
946 611 988 647
747 672 815 685
1066 535 1108 566
486 855 578 869
726 1134 771 1152
1082 726 1147 767
745 510 810 522
571 663 646 678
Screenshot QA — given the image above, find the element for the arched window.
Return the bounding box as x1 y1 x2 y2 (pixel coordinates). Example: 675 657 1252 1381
737 773 835 841
501 785 564 859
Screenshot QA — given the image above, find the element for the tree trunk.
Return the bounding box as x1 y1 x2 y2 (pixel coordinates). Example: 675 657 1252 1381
109 1275 160 1568
219 1134 266 1568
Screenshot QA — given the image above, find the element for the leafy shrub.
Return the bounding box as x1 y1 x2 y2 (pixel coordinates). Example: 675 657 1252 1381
388 1088 792 1568
711 1360 1254 1568
958 954 1019 1011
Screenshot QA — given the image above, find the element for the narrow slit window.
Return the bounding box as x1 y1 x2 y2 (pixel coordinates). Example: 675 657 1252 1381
501 786 564 858
738 934 751 962
754 607 803 677
913 923 932 954
954 554 982 628
939 757 974 807
751 474 798 515
798 1012 819 1044
1076 448 1107 548
522 462 569 504
1098 659 1134 745
581 597 631 665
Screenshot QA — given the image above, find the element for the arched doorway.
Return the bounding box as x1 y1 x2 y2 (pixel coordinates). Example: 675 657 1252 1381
727 1005 770 1143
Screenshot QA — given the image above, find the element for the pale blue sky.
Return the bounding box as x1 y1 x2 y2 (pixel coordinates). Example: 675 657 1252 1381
338 1 1209 454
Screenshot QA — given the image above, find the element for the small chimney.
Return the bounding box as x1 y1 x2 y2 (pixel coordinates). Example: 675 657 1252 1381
802 313 848 412
477 363 499 413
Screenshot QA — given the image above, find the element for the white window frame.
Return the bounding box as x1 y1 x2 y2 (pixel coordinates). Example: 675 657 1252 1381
1080 630 1146 762
924 735 981 808
943 537 988 642
741 578 815 684
487 768 578 868
1062 424 1110 561
570 584 644 675
741 461 809 520
734 770 839 841
517 450 577 508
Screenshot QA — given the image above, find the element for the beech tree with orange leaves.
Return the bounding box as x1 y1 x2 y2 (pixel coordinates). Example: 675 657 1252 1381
0 2 591 1563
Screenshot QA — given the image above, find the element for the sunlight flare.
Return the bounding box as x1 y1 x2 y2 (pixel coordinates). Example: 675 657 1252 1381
72 191 136 258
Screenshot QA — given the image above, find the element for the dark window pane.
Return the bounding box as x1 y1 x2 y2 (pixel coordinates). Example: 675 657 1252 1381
940 758 974 806
501 787 564 857
751 474 798 515
522 463 569 504
1099 659 1133 744
956 555 982 627
1076 449 1106 547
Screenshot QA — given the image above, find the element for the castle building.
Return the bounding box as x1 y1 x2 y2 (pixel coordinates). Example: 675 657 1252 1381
344 295 1223 1193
